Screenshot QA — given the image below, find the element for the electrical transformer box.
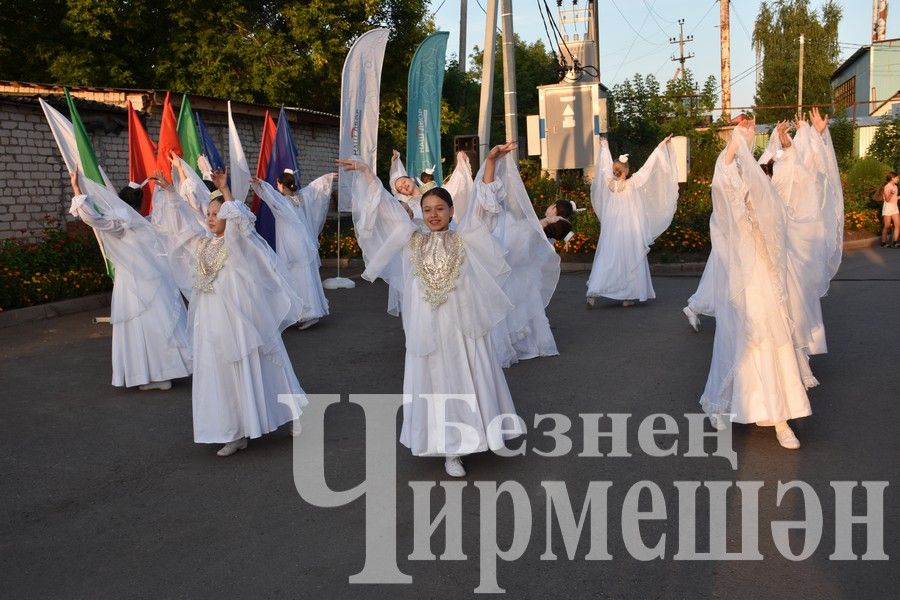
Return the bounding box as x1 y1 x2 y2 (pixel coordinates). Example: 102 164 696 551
530 82 607 172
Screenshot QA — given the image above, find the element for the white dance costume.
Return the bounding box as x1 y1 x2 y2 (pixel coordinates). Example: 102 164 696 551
587 140 678 301
153 189 306 443
349 165 523 456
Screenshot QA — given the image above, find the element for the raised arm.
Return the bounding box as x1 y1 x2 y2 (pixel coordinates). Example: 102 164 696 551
68 171 126 237
629 134 675 189
337 158 416 283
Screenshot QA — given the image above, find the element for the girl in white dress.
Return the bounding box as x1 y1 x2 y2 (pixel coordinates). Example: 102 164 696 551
250 170 335 329
68 171 191 391
482 154 561 368
700 120 812 450
586 135 678 307
337 143 524 477
150 170 306 457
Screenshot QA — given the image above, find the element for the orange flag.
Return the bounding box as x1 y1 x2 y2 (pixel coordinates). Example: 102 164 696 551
155 91 183 182
252 110 277 214
127 101 158 215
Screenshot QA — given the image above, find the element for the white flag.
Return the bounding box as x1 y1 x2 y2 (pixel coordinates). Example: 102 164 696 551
39 98 115 193
228 101 251 204
338 27 390 211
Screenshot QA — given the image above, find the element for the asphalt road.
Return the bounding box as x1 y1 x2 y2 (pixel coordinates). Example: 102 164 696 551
1 248 897 599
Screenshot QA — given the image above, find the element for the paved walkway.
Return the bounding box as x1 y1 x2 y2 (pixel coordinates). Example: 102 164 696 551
1 248 897 598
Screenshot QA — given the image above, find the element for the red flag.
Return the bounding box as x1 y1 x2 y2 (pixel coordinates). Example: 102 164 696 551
127 101 158 215
155 91 183 183
252 110 277 213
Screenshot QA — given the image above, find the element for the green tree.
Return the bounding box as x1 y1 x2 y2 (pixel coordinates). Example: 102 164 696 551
753 0 842 123
609 70 718 169
867 114 900 171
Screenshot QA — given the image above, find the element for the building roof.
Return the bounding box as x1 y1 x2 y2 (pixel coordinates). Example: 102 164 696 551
832 38 900 82
0 80 339 125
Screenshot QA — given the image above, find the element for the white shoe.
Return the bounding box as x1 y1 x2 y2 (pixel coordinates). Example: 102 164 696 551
217 437 248 457
622 300 636 307
708 413 728 431
585 297 595 309
775 425 800 450
444 457 466 477
139 380 172 391
682 306 700 332
297 318 320 330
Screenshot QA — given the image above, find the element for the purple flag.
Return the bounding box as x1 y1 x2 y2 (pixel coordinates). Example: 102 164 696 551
257 107 300 249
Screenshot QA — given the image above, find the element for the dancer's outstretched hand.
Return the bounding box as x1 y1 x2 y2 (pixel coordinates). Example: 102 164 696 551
809 106 828 134
336 159 369 173
149 170 174 191
486 142 518 161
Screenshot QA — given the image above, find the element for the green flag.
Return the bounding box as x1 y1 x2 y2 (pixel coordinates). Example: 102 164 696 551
64 89 104 186
176 94 203 175
64 89 114 278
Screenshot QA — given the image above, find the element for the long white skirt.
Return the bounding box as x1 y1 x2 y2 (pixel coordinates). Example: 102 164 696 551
701 246 811 425
289 257 329 322
191 293 304 444
401 329 523 457
110 280 191 388
586 210 655 301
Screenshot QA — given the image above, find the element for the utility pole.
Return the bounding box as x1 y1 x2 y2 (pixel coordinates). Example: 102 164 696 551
477 0 498 164
669 19 695 80
499 0 518 149
797 34 805 118
720 0 731 121
459 0 467 71
873 0 888 42
592 0 601 82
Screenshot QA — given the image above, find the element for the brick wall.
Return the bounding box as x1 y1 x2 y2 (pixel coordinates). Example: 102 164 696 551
0 98 338 240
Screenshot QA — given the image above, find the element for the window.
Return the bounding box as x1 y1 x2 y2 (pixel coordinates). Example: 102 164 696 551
834 76 856 111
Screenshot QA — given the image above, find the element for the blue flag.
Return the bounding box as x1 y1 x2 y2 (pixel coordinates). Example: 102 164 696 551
406 32 449 184
196 112 225 171
257 107 300 249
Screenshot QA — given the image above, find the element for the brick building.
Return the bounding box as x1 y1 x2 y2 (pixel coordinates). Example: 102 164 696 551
0 82 339 240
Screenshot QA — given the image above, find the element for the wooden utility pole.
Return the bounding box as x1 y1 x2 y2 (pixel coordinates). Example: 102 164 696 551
477 0 498 164
797 34 805 118
459 0 467 71
720 0 731 121
669 19 695 80
873 0 889 42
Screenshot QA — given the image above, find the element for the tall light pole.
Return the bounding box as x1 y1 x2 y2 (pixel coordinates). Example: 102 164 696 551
459 0 467 71
477 0 498 164
499 0 518 148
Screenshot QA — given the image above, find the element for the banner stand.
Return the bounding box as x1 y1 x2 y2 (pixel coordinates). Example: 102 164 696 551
322 211 355 289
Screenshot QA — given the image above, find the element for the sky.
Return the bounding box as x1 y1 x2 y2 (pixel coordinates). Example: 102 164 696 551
432 0 899 113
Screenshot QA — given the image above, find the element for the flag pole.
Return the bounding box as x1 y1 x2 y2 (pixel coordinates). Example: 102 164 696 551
322 201 355 289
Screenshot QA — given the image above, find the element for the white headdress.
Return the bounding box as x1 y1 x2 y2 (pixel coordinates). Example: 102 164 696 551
423 165 435 175
127 179 148 190
617 154 629 163
283 168 294 175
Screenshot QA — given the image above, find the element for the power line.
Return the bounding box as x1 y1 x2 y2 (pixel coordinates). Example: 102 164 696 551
730 1 753 43
427 0 448 20
610 4 656 82
689 0 718 36
542 0 578 66
536 0 563 68
610 0 664 46
642 0 669 36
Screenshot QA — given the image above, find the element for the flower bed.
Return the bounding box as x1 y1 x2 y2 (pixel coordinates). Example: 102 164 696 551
1 219 112 311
